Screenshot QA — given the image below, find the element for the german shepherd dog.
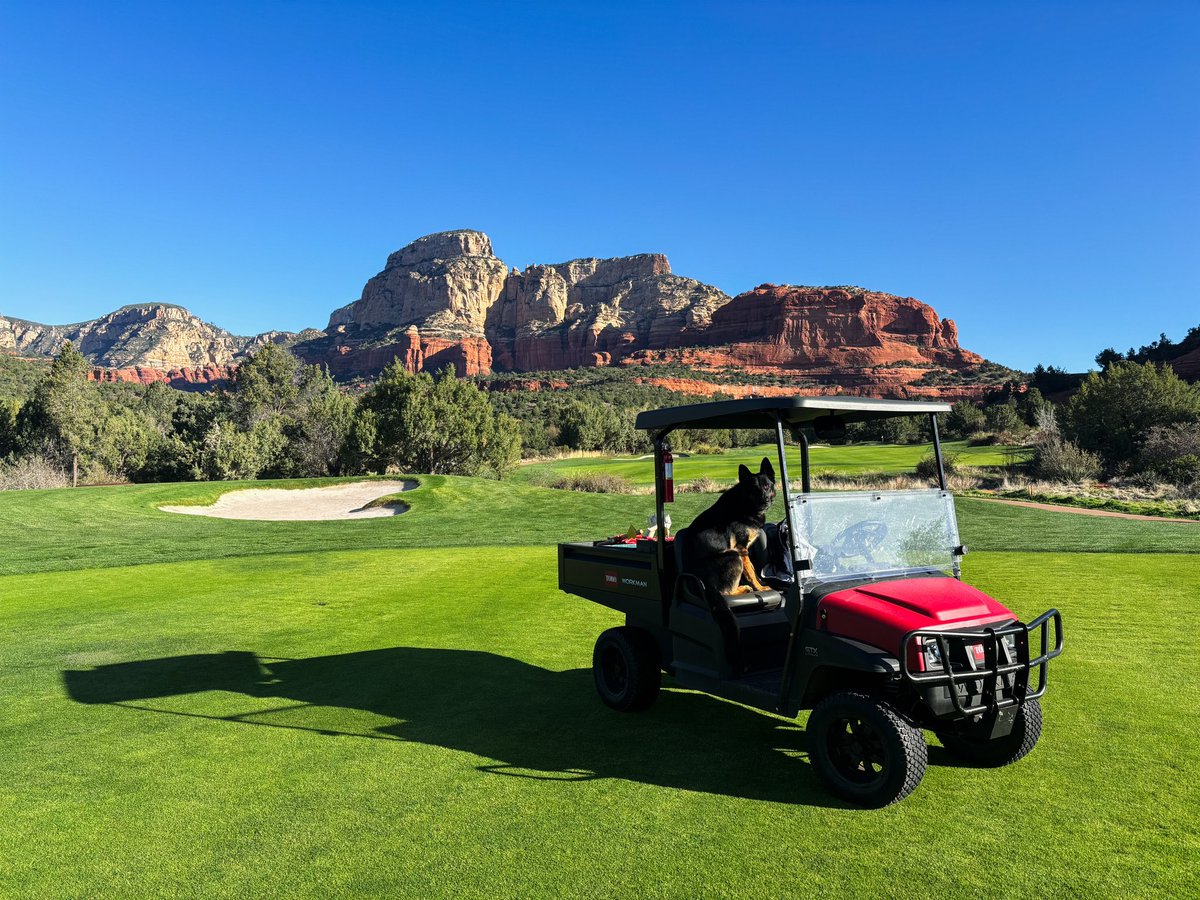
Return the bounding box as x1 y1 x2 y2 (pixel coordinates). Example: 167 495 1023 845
680 457 777 596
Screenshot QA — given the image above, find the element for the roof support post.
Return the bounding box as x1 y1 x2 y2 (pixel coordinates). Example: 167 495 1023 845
773 415 802 569
930 413 947 490
798 429 812 493
653 430 670 575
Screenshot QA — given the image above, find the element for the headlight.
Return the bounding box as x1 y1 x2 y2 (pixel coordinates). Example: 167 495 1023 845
922 638 943 671
1001 633 1018 659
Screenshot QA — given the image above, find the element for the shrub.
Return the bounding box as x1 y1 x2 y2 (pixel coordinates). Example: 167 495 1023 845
1139 423 1200 483
946 471 982 492
0 454 70 490
679 476 724 493
966 432 1000 446
550 473 634 494
916 451 959 482
1032 439 1101 483
1160 454 1200 487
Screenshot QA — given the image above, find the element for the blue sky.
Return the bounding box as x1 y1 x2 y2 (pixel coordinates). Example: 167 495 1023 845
1 1 1196 371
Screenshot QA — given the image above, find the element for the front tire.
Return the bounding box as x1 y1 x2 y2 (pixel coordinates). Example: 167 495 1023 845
807 691 927 807
938 698 1043 767
592 627 661 712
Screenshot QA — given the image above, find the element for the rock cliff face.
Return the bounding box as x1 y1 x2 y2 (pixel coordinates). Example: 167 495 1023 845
4 229 1003 398
87 363 237 391
0 304 288 372
296 231 990 393
689 284 980 369
485 254 731 370
304 230 508 377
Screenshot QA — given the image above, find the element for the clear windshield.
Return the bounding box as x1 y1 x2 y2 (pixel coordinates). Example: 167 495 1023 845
789 489 961 582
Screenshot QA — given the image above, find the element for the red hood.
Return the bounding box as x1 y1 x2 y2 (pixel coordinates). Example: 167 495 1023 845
818 576 1016 657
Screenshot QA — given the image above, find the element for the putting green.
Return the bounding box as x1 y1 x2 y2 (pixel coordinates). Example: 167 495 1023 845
0 478 1197 897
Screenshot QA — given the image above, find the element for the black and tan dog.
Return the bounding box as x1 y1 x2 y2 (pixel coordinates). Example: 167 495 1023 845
680 457 777 596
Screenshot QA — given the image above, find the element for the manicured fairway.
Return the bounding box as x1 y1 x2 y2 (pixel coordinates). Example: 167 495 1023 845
1 478 1198 897
514 440 1026 487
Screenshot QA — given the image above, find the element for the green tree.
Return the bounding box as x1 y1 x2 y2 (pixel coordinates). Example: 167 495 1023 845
984 401 1024 436
229 342 300 425
18 343 105 485
0 399 19 459
360 363 521 477
1062 361 1200 469
279 365 355 477
879 415 924 445
1015 387 1049 426
944 401 985 438
94 406 156 478
195 418 287 481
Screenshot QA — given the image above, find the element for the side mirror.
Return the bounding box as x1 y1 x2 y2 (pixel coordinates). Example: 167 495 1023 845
812 415 846 442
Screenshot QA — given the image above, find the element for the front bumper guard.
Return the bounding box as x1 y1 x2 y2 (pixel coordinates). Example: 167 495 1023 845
898 609 1064 718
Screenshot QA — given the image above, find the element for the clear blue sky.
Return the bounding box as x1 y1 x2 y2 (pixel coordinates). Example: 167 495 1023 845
1 1 1196 371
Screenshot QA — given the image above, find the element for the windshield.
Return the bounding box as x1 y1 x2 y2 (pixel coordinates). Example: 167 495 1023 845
789 489 961 582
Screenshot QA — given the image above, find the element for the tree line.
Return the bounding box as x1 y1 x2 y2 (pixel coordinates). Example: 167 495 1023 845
1 343 1198 491
0 344 519 487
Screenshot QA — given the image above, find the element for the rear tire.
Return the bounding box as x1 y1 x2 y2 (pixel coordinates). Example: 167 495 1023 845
807 691 927 807
938 698 1043 767
592 627 661 712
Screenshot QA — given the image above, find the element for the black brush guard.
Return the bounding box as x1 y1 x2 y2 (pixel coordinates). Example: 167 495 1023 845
898 609 1064 718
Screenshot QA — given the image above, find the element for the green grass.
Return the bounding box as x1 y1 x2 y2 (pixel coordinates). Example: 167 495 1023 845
2 474 1200 578
983 489 1200 520
514 440 1027 487
1 476 1198 897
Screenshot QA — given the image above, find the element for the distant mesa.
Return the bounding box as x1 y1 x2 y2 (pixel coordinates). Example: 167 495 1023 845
290 229 994 398
2 229 1012 399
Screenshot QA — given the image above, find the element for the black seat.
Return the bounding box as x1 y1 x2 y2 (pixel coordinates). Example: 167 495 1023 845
674 527 784 613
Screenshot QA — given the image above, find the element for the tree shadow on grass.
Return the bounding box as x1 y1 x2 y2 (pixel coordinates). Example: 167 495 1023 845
63 647 849 808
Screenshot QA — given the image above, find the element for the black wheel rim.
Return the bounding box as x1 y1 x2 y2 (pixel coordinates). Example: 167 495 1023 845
826 715 888 785
601 646 628 695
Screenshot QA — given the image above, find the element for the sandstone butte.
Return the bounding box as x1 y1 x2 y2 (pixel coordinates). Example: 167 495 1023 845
292 230 996 399
2 229 1015 399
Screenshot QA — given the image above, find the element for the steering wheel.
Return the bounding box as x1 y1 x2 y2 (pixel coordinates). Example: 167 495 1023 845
827 521 889 564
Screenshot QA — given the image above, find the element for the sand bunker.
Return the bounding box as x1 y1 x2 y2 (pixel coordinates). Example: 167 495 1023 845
160 480 415 521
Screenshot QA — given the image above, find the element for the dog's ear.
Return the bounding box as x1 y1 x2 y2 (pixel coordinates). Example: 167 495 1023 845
760 457 775 482
738 464 752 484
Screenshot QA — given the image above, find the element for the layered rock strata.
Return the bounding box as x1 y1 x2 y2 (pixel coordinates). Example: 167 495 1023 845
0 304 289 369
5 229 1002 398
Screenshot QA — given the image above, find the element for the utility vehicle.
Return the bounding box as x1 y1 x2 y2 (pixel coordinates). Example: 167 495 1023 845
558 397 1063 806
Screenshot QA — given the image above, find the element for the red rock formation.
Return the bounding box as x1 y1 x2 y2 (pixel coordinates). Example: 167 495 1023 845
316 327 492 379
696 285 980 369
88 364 234 390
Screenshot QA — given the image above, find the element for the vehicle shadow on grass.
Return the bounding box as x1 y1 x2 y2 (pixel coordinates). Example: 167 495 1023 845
63 647 850 808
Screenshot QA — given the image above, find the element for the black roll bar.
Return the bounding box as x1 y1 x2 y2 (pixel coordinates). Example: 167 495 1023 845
652 430 672 575
930 413 947 490
797 428 812 493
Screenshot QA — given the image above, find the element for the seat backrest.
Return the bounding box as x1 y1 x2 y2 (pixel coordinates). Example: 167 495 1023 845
673 527 689 572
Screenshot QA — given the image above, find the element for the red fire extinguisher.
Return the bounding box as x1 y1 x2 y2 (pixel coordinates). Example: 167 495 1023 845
662 449 674 503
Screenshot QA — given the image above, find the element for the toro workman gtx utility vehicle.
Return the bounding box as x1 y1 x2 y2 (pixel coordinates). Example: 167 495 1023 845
558 397 1063 807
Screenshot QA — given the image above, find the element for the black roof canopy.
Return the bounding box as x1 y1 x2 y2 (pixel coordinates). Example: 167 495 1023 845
634 396 952 432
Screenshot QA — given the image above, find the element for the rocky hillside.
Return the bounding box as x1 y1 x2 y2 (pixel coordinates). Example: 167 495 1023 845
293 230 999 398
2 229 1010 399
0 304 293 388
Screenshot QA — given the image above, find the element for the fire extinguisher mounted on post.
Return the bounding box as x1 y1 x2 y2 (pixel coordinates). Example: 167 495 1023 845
662 446 674 503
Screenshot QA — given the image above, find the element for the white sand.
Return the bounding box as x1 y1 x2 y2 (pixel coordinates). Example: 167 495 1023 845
160 480 416 521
